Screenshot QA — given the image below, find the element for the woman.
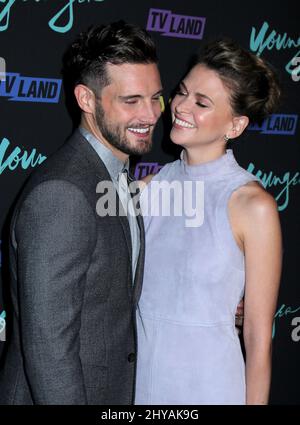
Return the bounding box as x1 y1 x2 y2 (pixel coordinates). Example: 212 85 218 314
135 39 282 405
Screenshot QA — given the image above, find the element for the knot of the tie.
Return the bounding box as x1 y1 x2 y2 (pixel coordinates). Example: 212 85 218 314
118 169 134 184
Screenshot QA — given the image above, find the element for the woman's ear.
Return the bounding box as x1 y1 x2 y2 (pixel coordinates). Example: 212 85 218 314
229 116 249 139
74 84 95 114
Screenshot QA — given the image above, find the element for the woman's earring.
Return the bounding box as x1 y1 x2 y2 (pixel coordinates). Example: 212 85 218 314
224 135 230 142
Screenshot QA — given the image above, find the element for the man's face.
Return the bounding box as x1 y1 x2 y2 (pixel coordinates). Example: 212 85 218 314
94 62 162 156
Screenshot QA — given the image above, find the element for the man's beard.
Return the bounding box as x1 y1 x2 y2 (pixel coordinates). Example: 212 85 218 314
95 101 153 156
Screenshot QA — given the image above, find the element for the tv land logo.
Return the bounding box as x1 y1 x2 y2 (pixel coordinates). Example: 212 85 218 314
146 8 206 40
248 114 298 136
134 162 163 180
0 72 61 103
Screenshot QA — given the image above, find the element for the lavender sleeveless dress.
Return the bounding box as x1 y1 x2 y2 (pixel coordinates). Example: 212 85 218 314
135 149 258 405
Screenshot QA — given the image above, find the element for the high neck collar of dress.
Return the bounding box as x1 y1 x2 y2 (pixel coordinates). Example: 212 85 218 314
180 149 236 177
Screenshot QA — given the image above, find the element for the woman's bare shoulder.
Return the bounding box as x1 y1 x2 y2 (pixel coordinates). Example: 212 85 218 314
230 181 279 237
233 181 277 215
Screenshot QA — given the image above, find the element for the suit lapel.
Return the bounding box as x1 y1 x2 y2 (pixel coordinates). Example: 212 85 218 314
68 130 146 303
127 177 145 304
132 211 145 305
68 130 133 276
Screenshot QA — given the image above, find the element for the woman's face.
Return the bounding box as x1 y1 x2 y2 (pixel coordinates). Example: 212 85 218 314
170 64 235 149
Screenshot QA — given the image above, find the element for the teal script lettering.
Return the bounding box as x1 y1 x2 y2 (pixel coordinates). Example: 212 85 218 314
247 162 300 211
0 137 47 174
272 304 300 338
0 310 5 335
49 0 105 34
0 0 15 31
250 21 300 78
0 0 105 33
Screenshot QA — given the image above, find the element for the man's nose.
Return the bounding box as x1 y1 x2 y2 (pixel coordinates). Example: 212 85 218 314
140 101 161 124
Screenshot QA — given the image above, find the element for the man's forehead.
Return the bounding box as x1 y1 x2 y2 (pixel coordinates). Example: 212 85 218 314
103 62 162 96
106 61 159 72
106 62 160 83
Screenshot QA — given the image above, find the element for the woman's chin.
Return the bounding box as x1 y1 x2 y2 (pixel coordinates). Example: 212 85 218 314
170 130 187 147
171 136 191 150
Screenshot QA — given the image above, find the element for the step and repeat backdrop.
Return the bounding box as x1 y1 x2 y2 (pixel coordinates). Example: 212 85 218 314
0 0 299 404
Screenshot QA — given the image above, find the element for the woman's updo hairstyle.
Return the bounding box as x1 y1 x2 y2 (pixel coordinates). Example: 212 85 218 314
195 39 281 125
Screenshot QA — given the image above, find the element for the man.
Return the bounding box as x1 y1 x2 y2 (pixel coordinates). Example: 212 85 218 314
0 21 162 405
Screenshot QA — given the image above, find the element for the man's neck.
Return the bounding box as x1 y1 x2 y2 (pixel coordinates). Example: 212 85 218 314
80 122 129 164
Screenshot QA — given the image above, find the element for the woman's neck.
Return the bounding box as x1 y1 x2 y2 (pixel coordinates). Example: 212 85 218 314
183 145 227 165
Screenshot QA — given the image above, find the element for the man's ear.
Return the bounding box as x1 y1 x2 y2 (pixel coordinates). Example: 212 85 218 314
74 84 95 114
229 116 249 139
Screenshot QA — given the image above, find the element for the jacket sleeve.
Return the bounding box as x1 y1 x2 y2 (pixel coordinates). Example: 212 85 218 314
14 179 96 404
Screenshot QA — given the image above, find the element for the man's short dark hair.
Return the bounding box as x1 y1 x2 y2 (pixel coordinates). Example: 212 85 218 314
62 20 158 96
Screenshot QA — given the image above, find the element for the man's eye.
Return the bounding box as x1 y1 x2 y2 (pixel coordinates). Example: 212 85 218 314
125 100 138 104
175 90 187 96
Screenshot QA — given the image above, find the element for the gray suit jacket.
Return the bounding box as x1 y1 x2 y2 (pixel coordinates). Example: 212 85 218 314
0 130 145 404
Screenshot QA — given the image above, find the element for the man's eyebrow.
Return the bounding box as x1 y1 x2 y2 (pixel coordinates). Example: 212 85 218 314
118 89 163 100
180 81 214 104
153 89 164 97
119 95 142 100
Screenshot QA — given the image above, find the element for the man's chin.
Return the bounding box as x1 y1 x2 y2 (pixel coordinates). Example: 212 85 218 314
128 139 152 156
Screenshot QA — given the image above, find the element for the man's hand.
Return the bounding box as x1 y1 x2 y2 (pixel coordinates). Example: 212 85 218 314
235 299 244 328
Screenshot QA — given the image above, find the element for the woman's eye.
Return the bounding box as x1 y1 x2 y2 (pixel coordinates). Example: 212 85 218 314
175 90 187 96
196 102 208 108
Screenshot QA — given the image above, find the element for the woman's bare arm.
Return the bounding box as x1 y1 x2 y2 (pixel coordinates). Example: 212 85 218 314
229 183 282 404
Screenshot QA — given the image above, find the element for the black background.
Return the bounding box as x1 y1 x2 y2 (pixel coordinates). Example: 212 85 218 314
0 0 299 404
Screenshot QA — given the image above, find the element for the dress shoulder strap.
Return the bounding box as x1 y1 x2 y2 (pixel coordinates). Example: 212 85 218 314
215 168 261 270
